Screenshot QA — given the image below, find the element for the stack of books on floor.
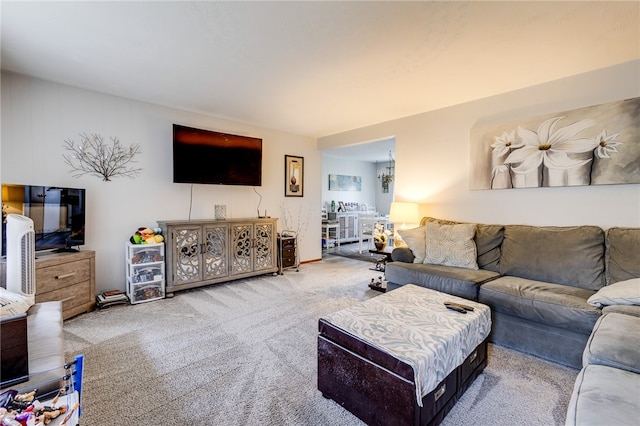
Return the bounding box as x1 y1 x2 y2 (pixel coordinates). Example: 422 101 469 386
96 290 129 309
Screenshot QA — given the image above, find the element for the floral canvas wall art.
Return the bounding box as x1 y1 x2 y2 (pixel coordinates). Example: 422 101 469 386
470 97 640 190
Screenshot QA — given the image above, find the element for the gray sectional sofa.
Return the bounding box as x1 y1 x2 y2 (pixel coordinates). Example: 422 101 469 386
387 217 640 424
386 218 639 368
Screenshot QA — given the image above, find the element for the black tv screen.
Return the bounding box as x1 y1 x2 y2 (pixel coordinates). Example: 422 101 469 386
1 184 86 255
173 124 262 186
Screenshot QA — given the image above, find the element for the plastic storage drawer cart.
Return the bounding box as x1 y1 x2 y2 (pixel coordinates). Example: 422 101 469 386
125 242 165 304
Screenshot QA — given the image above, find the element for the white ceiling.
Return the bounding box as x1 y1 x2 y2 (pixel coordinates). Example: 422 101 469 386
322 136 396 163
2 1 639 162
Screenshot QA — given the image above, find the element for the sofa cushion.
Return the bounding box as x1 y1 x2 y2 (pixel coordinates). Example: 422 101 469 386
583 313 640 374
587 278 640 308
606 227 640 284
474 223 504 273
565 365 640 426
602 305 640 317
478 276 601 334
385 262 499 300
424 217 504 272
500 225 605 291
397 225 426 263
424 222 478 269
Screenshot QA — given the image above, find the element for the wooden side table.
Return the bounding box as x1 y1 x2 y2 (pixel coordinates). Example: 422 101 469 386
278 232 299 274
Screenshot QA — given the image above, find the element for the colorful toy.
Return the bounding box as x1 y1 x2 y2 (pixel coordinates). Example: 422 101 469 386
130 227 164 244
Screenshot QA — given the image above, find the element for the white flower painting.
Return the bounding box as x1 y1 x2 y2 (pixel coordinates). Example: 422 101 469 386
470 97 640 189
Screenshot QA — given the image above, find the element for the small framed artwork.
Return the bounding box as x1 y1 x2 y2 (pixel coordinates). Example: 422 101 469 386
285 155 304 197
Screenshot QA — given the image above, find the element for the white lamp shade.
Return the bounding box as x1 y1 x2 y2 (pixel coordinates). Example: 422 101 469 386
389 202 419 225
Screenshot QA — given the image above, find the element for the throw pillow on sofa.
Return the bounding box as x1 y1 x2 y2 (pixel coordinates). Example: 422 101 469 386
587 278 640 308
424 222 479 270
397 225 427 263
424 217 503 272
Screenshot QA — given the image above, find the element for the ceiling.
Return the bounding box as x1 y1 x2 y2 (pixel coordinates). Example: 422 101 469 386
322 136 396 163
1 1 639 162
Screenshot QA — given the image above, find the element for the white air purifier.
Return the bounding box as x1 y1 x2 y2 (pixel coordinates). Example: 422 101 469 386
6 214 36 302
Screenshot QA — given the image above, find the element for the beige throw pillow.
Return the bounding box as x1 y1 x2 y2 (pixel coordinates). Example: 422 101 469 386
424 222 479 269
587 278 640 307
397 226 426 263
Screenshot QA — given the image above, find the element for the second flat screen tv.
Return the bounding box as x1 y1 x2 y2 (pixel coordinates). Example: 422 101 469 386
173 124 262 186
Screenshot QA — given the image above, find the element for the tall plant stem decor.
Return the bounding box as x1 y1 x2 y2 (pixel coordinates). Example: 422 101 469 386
280 201 311 240
63 133 142 181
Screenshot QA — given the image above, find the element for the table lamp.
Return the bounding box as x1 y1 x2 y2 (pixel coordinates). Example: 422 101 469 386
389 201 419 247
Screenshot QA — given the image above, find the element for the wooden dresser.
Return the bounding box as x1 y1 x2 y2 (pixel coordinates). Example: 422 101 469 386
34 251 96 319
1 250 96 320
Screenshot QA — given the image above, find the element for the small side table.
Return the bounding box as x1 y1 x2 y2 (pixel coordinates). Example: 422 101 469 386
278 232 299 274
368 247 393 272
368 247 393 293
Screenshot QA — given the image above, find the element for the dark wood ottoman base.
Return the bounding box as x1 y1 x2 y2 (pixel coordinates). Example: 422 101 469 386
318 318 488 426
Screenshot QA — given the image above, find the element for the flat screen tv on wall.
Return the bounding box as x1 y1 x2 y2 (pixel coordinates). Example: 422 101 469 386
173 124 263 186
1 184 86 255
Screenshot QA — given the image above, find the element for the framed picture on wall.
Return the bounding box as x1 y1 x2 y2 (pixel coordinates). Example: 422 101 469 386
285 155 304 197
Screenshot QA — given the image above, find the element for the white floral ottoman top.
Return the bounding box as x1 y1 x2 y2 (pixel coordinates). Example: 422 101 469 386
321 284 491 406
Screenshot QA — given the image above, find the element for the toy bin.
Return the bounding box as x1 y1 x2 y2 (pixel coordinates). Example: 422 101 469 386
125 242 165 304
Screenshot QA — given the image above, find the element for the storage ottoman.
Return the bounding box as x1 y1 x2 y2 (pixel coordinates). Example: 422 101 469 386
318 285 491 426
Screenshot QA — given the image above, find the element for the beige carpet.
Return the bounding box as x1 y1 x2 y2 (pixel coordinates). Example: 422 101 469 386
63 256 577 425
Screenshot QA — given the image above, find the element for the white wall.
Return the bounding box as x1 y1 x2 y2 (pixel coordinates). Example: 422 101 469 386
321 155 377 212
319 61 640 228
321 156 396 215
1 72 322 294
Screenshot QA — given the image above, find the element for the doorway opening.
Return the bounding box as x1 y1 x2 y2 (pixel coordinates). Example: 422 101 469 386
320 137 395 258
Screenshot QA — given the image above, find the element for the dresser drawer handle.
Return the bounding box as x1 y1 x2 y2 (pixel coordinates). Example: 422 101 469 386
56 272 76 280
469 350 478 363
61 296 76 302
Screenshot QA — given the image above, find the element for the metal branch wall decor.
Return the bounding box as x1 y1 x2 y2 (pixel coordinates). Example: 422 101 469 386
63 133 142 181
469 97 640 189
